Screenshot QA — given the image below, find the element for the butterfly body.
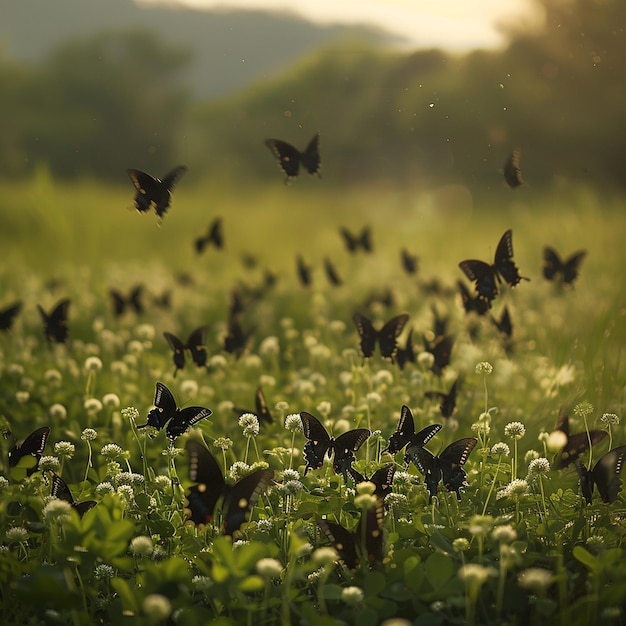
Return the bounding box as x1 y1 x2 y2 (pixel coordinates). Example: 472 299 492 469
163 326 208 376
353 312 409 362
265 132 320 182
543 247 587 286
138 382 212 440
300 412 370 477
127 166 187 217
51 474 97 516
38 299 70 343
384 405 442 457
576 445 626 504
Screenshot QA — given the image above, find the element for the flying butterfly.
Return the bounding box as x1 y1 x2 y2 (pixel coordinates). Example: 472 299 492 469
552 412 607 469
400 248 418 275
395 327 415 371
296 255 312 287
339 226 372 254
7 426 51 476
195 217 224 254
425 379 459 419
430 305 448 338
575 445 626 504
223 313 254 358
323 258 343 287
503 148 523 188
163 327 208 376
185 440 274 536
543 247 587 286
459 229 529 304
0 301 22 331
346 464 396 502
51 474 97 517
264 132 321 182
37 298 70 343
299 411 370 478
109 285 144 317
126 165 187 218
352 312 409 362
491 305 513 338
383 405 442 459
317 504 384 571
423 333 454 376
457 280 490 316
408 437 477 502
232 386 273 425
137 382 212 440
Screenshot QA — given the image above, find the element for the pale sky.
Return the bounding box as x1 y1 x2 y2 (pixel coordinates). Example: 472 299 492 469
139 0 544 51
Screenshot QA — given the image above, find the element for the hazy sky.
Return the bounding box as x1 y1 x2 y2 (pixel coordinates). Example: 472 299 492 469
139 0 543 51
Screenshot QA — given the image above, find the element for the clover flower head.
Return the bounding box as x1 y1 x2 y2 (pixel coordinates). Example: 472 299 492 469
341 586 364 606
213 437 233 451
491 442 510 457
504 421 526 440
285 414 303 433
54 441 75 459
84 356 103 372
475 361 493 375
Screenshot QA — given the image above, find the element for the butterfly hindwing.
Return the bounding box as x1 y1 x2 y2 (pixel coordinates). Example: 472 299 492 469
185 440 227 525
51 474 96 517
222 468 274 537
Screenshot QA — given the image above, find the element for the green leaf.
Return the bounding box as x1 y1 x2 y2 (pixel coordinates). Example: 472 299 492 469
573 545 600 572
424 552 454 590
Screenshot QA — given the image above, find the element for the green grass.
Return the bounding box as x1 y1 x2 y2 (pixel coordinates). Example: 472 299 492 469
1 172 626 625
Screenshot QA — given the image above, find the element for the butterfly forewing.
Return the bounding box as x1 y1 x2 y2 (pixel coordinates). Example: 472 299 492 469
51 474 96 517
164 332 186 372
222 468 274 537
591 445 626 503
265 139 302 180
185 440 227 525
353 312 377 358
301 132 321 175
0 302 22 331
378 314 410 359
440 438 477 498
8 427 51 468
166 406 212 440
300 411 332 474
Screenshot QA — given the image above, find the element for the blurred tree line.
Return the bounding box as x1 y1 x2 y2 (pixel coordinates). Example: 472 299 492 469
0 0 624 190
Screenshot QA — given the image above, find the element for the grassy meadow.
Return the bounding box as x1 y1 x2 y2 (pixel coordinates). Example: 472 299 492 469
1 169 626 625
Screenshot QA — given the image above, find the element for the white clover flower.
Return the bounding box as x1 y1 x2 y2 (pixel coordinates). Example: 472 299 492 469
44 369 63 386
504 421 526 439
121 407 140 422
95 482 115 497
143 594 171 620
100 443 124 460
154 475 172 491
127 340 144 355
15 391 29 404
339 371 353 387
54 441 75 459
417 352 435 369
209 354 227 369
38 456 60 472
452 538 470 553
213 437 233 451
110 360 129 376
130 535 153 556
42 499 72 525
114 472 145 487
243 355 262 369
329 319 346 333
316 400 332 417
84 398 103 415
229 461 250 481
491 442 510 456
459 563 490 585
94 563 115 580
312 546 339 566
285 414 303 433
574 402 594 418
471 421 491 436
192 575 213 590
101 393 120 409
392 471 413 486
586 535 606 554
256 558 283 579
528 457 550 476
333 419 351 435
239 412 259 437
524 450 540 463
8 363 24 376
366 391 382 405
275 400 289 412
372 369 394 386
384 492 408 507
341 586 364 606
546 429 568 452
518 568 554 594
135 324 155 341
601 413 620 426
506 478 529 497
491 525 517 544
259 336 280 356
296 542 313 558
180 379 198 399
232 540 250 549
84 356 103 372
256 519 273 533
475 361 493 375
282 468 301 481
0 476 9 489
116 484 135 504
469 515 494 536
5 527 29 542
81 428 98 441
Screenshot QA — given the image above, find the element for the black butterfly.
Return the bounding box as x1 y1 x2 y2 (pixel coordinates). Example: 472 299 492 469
137 382 212 440
457 280 490 316
163 327 208 376
151 289 172 310
185 440 274 536
383 405 442 458
543 247 587 286
317 504 384 571
51 474 97 517
38 299 70 343
339 226 372 254
346 464 396 502
296 255 312 287
127 166 187 218
408 438 477 502
431 305 448 338
395 327 415 370
265 132 321 182
352 312 409 361
300 411 370 477
195 218 224 254
424 379 459 419
459 230 529 304
400 248 418 275
503 149 523 188
109 285 144 317
552 412 607 469
491 306 513 338
575 445 626 504
0 301 22 331
323 258 342 286
232 386 273 425
7 426 50 475
423 334 454 376
223 313 253 358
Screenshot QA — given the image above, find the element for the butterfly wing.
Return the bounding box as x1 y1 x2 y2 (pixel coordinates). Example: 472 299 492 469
425 334 454 376
163 332 186 374
300 411 332 474
503 149 523 188
51 474 96 517
155 166 187 217
459 260 497 303
378 314 410 360
127 169 158 213
367 465 396 500
254 387 273 425
185 326 208 368
166 406 212 440
208 217 224 249
340 227 358 253
401 248 418 275
317 517 359 571
360 503 384 566
553 412 607 468
265 138 302 181
8 426 51 469
457 280 490 315
406 446 440 501
542 246 562 281
439 438 477 500
222 468 274 536
395 327 415 370
0 302 22 331
38 299 70 343
575 460 594 505
185 440 226 526
360 226 373 253
425 379 458 418
332 428 371 477
296 255 312 287
492 306 513 338
140 382 178 430
562 250 587 285
323 258 342 286
494 229 526 287
300 132 321 176
352 312 378 359
591 444 626 503
128 285 144 314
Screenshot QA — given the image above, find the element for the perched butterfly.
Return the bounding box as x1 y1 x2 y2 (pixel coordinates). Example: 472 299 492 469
163 327 208 376
223 313 253 357
552 412 607 469
299 411 370 477
185 440 274 536
457 280 490 316
408 437 477 502
346 464 396 501
575 445 626 504
323 258 342 287
395 327 415 370
352 312 409 362
109 285 144 317
339 226 372 254
296 255 312 287
0 301 22 331
425 379 459 419
38 299 70 343
317 504 384 571
7 426 50 475
543 247 587 286
195 218 224 254
265 132 321 182
503 149 523 188
383 405 442 458
137 382 212 440
127 166 187 217
423 334 454 376
459 229 529 304
51 474 97 517
232 386 273 425
400 248 418 275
